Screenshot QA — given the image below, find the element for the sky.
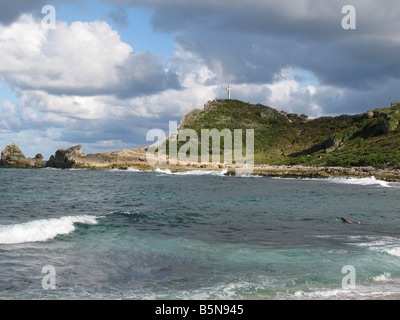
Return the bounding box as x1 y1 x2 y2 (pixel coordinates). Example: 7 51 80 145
0 0 400 158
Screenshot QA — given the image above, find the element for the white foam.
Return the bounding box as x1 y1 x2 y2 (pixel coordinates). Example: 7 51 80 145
385 247 400 257
344 235 400 259
273 175 396 188
155 168 228 176
0 215 98 244
107 167 144 173
327 176 391 188
291 277 400 300
372 272 391 282
350 235 399 247
154 168 172 174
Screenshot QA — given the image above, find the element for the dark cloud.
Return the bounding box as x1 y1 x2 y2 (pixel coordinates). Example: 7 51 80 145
5 1 399 92
121 0 400 95
114 51 181 99
316 78 400 116
0 0 49 24
107 7 129 28
58 114 182 148
15 51 182 99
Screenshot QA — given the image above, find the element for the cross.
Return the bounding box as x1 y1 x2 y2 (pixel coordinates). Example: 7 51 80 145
226 85 231 100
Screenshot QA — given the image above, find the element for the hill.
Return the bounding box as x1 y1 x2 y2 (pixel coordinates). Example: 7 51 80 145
178 99 400 169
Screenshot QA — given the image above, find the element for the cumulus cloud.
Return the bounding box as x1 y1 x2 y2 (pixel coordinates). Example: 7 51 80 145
0 15 179 98
123 1 399 85
1 0 400 157
0 14 221 156
0 12 185 156
0 100 23 132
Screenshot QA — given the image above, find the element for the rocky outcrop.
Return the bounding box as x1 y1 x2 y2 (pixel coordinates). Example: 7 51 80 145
203 99 225 112
376 117 398 134
45 144 226 171
0 143 45 168
1 142 25 161
46 145 152 170
46 145 86 168
324 133 343 153
178 108 202 130
227 165 400 182
2 142 400 181
357 110 399 134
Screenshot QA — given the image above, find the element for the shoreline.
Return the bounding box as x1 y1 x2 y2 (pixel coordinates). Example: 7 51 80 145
243 164 400 182
2 161 399 182
162 164 400 182
2 144 400 181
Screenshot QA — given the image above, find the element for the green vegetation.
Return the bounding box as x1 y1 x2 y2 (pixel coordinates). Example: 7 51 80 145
5 143 22 154
178 99 400 168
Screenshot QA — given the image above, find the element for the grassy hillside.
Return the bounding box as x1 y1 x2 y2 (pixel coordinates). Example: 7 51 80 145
178 99 400 168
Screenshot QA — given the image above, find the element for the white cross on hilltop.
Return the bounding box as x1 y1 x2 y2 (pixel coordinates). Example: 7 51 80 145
226 85 231 100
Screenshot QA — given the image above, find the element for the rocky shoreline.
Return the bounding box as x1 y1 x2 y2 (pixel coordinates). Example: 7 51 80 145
241 165 400 182
1 143 400 181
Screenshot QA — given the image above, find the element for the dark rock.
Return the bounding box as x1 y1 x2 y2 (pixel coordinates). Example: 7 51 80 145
376 119 398 134
46 145 85 168
324 134 342 152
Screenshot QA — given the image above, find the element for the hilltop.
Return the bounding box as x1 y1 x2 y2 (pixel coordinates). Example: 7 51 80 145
179 99 400 169
2 99 400 180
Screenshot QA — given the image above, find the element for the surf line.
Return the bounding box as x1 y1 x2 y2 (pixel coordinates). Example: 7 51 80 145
155 304 189 318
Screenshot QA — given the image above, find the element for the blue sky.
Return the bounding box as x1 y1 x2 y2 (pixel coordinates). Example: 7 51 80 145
0 82 18 105
55 1 176 56
0 0 399 158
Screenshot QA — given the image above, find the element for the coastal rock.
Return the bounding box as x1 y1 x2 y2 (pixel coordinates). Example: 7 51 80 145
1 142 26 161
46 145 151 169
46 145 85 168
248 165 400 182
0 143 45 168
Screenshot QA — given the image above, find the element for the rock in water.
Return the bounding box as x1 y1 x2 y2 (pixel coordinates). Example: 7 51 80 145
46 145 151 169
0 143 45 168
1 143 26 162
46 145 85 168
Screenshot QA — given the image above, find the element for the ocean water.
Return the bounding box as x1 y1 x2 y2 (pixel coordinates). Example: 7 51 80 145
1 167 400 300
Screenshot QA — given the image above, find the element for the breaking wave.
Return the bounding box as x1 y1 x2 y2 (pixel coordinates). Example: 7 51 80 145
155 168 228 176
0 215 98 244
327 176 392 188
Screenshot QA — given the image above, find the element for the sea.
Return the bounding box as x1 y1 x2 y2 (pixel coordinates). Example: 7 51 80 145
1 167 400 300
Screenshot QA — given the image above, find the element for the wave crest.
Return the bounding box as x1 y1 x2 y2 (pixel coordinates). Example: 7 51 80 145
0 215 98 244
155 168 228 176
328 176 391 188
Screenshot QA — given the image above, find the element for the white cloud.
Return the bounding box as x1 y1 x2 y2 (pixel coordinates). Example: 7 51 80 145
0 100 22 132
2 2 399 157
0 14 178 98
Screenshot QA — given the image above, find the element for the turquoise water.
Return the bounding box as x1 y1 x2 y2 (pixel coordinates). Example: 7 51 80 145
1 167 400 299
